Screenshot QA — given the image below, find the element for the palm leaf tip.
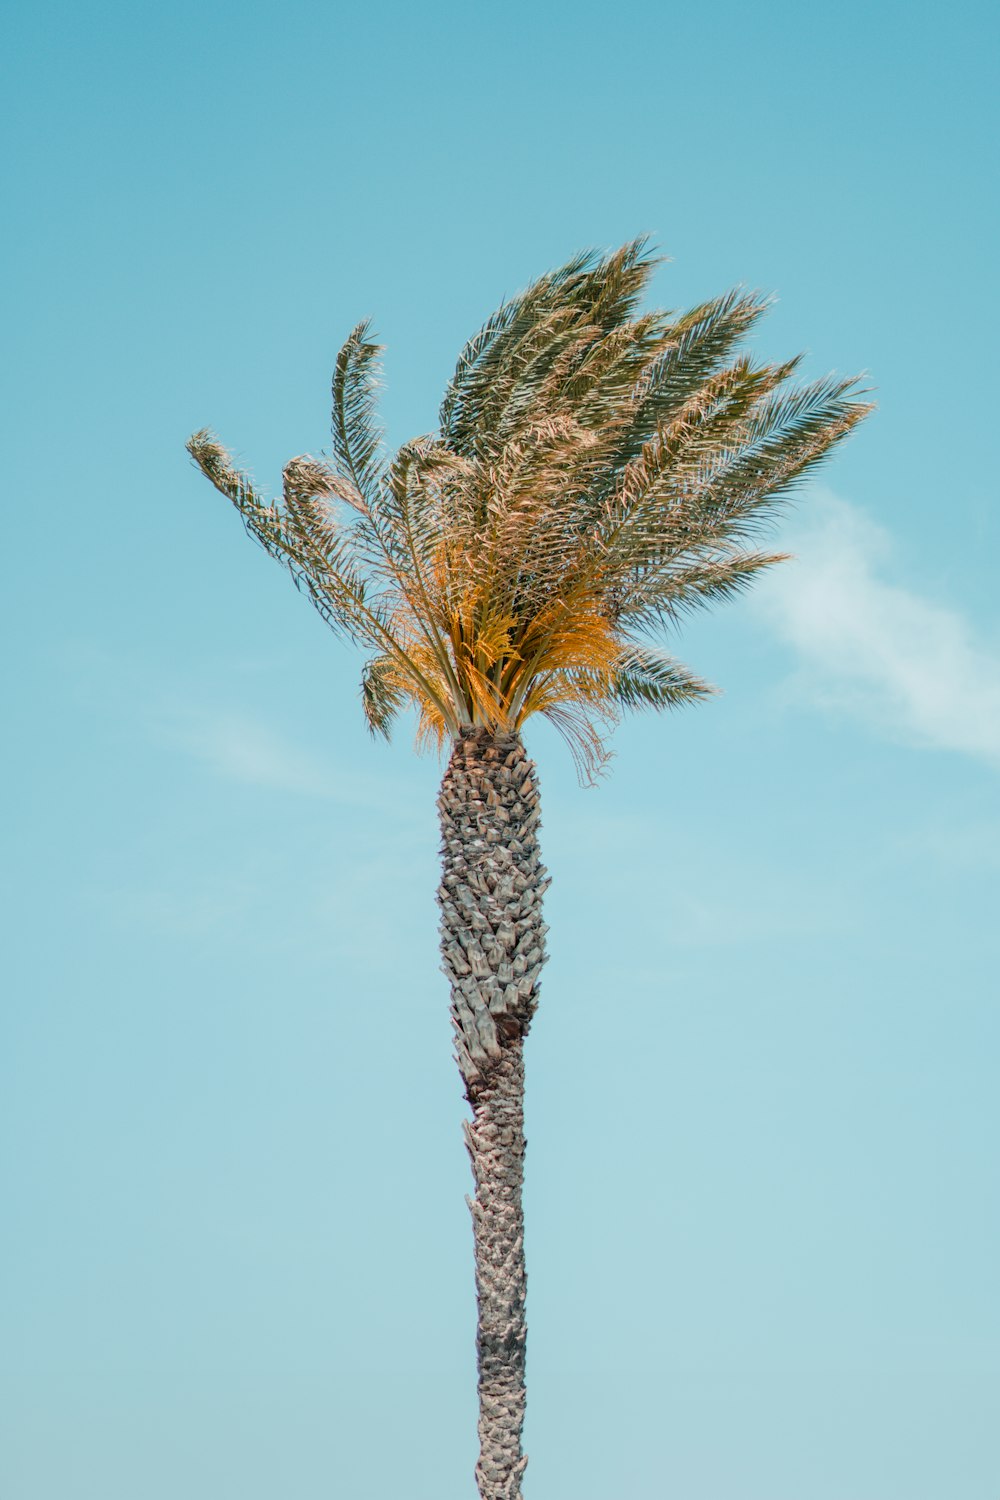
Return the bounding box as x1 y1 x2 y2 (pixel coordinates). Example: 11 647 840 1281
186 427 224 474
185 429 263 514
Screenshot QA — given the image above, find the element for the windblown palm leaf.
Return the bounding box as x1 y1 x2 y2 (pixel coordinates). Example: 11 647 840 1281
188 240 870 778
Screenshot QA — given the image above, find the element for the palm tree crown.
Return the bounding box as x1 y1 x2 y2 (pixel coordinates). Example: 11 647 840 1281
188 239 871 779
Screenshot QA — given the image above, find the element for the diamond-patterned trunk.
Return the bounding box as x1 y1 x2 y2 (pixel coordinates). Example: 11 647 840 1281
437 728 549 1500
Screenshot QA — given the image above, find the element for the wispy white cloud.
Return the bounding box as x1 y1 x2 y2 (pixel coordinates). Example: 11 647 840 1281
754 491 1000 765
901 819 1000 872
56 639 406 803
86 875 266 939
153 703 392 803
550 808 853 949
159 707 337 795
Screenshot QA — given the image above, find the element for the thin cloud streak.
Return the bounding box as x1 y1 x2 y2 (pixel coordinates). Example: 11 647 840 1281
162 708 342 795
754 491 1000 766
55 637 421 807
151 703 397 806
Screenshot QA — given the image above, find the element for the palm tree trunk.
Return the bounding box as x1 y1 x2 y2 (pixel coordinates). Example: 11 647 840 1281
437 728 549 1500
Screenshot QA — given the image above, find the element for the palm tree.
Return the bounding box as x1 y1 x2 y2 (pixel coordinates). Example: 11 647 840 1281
186 239 871 1500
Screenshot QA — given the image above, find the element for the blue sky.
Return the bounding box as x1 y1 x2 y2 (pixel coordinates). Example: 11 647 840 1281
2 1 998 1496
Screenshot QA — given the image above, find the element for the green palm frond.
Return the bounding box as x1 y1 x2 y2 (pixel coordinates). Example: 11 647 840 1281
609 646 715 710
186 432 459 741
616 549 791 629
361 652 408 739
693 373 871 521
441 239 659 459
188 240 873 779
331 320 385 506
438 248 596 450
187 429 288 561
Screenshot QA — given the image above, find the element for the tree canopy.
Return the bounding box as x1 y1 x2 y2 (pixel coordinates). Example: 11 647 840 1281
188 239 871 779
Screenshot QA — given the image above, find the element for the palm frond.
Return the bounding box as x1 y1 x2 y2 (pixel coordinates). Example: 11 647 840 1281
694 374 874 521
188 240 872 774
360 652 409 739
441 240 661 459
187 428 288 561
331 320 385 505
615 549 790 629
539 700 615 786
186 431 453 735
438 248 598 450
607 645 715 710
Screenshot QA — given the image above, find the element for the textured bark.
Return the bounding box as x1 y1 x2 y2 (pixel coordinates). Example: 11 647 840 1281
437 728 549 1500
